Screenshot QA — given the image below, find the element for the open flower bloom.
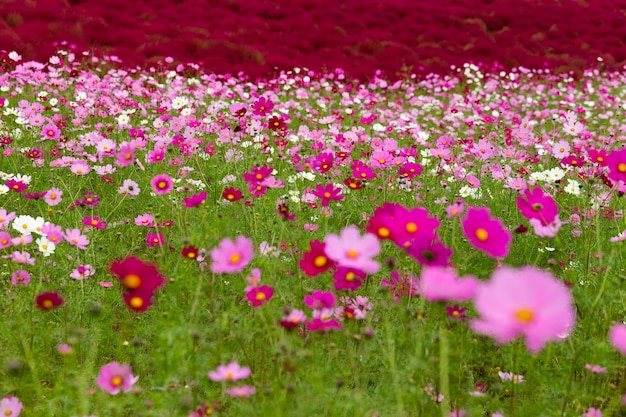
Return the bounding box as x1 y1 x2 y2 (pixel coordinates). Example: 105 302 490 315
210 236 254 273
0 396 22 416
461 206 511 259
609 323 626 356
420 267 478 302
471 266 575 353
208 362 251 382
96 362 139 394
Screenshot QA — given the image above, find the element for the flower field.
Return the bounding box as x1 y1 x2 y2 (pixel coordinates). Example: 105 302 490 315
0 42 626 417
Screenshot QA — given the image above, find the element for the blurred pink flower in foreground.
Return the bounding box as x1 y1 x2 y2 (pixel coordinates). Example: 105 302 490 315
208 362 251 382
471 266 575 353
0 396 22 416
609 323 626 356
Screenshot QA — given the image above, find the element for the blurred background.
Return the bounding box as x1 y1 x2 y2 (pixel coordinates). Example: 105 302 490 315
1 0 625 79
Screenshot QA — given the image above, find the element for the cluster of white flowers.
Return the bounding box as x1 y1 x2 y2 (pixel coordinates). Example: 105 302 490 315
529 167 567 183
286 171 316 183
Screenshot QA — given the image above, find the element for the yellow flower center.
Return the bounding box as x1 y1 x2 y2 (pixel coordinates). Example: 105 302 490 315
313 255 327 268
515 308 534 323
378 227 390 237
158 181 167 189
323 192 331 198
346 249 358 259
405 222 417 233
229 253 241 264
122 274 141 289
255 292 266 301
129 296 144 309
346 272 355 281
618 163 626 173
475 228 489 242
42 299 53 309
111 376 123 386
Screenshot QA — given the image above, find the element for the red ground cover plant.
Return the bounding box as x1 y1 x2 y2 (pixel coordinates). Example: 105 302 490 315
1 0 625 79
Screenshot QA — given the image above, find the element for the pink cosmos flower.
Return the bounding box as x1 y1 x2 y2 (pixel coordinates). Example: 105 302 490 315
246 285 274 307
225 385 256 398
44 187 63 206
69 264 95 280
7 251 35 265
150 174 174 195
461 207 511 259
420 267 478 302
583 408 602 417
304 290 335 310
312 183 344 207
119 179 140 196
11 270 31 286
182 191 207 207
323 225 380 274
471 266 575 353
96 361 139 394
208 362 251 382
517 187 558 226
529 217 562 238
210 236 254 273
0 231 11 249
64 228 90 250
279 309 307 329
609 323 626 356
606 149 626 183
134 213 154 227
0 209 16 229
145 233 164 247
0 396 22 417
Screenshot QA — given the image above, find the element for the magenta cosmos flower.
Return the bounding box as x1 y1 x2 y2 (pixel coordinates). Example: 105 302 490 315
471 266 575 353
420 267 478 302
461 207 511 259
323 225 380 274
96 361 139 394
150 174 174 195
208 362 251 382
605 148 626 183
516 187 558 226
210 236 254 273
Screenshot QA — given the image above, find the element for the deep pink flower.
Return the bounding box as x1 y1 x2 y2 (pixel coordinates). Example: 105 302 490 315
279 309 307 329
96 362 139 394
388 205 440 248
461 207 511 259
145 233 164 247
609 323 626 356
333 267 367 291
306 317 342 332
115 144 135 167
323 225 380 274
246 285 274 307
406 236 453 267
5 179 27 193
36 291 63 310
420 267 478 302
210 236 254 273
471 266 575 353
605 148 626 183
182 191 207 207
252 96 273 116
298 240 336 277
208 362 251 382
304 290 335 310
312 183 344 207
517 187 558 226
381 270 420 301
82 216 107 230
150 174 174 195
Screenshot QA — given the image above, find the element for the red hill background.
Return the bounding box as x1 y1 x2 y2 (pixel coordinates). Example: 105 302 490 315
0 0 625 79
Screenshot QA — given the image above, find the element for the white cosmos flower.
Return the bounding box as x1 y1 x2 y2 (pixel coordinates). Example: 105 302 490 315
36 236 56 257
12 215 45 235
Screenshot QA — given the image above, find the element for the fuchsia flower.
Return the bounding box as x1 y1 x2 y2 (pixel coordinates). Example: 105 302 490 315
461 207 511 259
246 285 274 307
517 187 558 226
279 309 307 329
299 240 336 277
96 362 139 394
471 266 575 353
145 233 164 247
609 323 626 356
312 183 344 207
210 236 254 273
323 225 380 274
182 191 207 207
605 148 626 183
150 174 173 195
208 362 251 382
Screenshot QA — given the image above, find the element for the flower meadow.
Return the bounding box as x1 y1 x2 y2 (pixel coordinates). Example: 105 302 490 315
1 48 626 417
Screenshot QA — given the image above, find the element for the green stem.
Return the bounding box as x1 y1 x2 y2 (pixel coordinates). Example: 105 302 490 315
439 325 451 417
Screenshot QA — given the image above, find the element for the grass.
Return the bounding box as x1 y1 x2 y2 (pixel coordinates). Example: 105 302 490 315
0 51 625 417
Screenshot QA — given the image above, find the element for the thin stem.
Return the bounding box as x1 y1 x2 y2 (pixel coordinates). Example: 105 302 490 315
439 325 451 417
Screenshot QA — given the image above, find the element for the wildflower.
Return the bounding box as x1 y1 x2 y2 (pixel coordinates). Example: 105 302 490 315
388 205 440 248
606 148 626 184
35 236 55 256
82 216 107 230
8 251 35 265
64 228 90 250
0 396 22 417
36 291 64 310
57 344 72 354
583 408 602 417
610 230 626 242
119 179 140 196
5 179 28 193
96 362 139 394
279 309 307 329
517 187 558 226
181 245 199 260
12 215 44 235
145 233 164 247
498 371 524 383
420 267 478 302
305 317 342 332
210 236 254 273
115 144 135 167
298 240 336 277
134 213 154 227
461 207 511 259
446 203 464 218
11 270 30 286
41 222 63 245
246 285 274 307
406 236 453 267
333 267 367 291
276 199 296 220
252 96 273 116
381 270 420 301
471 266 575 353
151 174 174 195
109 256 165 294
183 191 207 207
208 362 251 382
0 231 10 249
44 187 63 206
529 217 562 238
122 291 155 312
323 225 380 274
222 187 243 202
0 208 16 228
585 364 607 374
609 323 626 355
69 264 95 280
312 183 344 207
70 160 91 176
446 305 467 320
225 385 256 398
304 290 336 310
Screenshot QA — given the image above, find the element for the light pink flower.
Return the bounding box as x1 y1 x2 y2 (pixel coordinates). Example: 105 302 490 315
609 323 626 356
210 236 254 273
323 225 380 274
208 362 251 382
225 385 256 397
64 228 90 250
11 270 30 286
0 209 16 229
96 362 138 394
0 396 22 417
44 188 63 206
471 266 575 353
420 267 478 302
